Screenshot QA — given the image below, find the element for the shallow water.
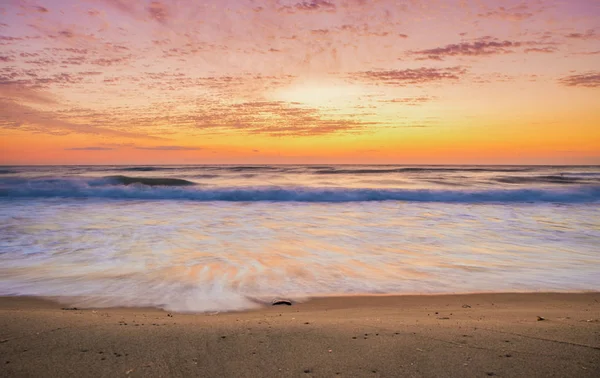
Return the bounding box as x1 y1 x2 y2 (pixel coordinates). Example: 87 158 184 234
1 165 599 311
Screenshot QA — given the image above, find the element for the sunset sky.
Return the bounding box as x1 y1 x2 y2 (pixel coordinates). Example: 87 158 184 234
0 0 599 164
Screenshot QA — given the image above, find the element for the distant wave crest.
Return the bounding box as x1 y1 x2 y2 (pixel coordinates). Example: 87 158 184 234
494 175 589 185
314 167 533 174
105 175 196 186
1 177 598 203
115 167 175 172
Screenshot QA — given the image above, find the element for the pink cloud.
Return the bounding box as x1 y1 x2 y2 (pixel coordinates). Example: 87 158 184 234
412 38 558 60
0 83 58 104
558 72 600 88
565 30 597 40
351 67 466 86
147 1 169 24
478 5 534 21
295 0 336 12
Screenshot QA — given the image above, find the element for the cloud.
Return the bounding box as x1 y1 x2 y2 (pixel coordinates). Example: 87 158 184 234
470 72 516 84
477 5 535 21
102 0 170 24
565 30 597 40
280 1 336 13
524 47 557 53
558 72 600 88
378 96 434 105
101 0 137 16
411 38 557 60
90 56 131 67
35 6 49 13
0 36 24 46
0 71 86 88
0 70 372 137
78 71 104 76
147 1 169 24
0 83 58 105
187 100 382 136
65 146 114 151
0 99 164 139
295 0 336 12
134 145 202 151
350 67 466 86
57 30 75 38
574 50 600 56
412 40 519 60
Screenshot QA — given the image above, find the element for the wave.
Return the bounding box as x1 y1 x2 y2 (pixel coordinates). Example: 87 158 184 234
563 172 600 178
199 166 283 172
105 175 196 186
0 169 18 174
314 167 533 175
1 177 598 203
114 167 178 172
493 175 591 185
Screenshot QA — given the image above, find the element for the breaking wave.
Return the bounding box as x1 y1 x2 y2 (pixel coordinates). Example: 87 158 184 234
493 175 595 185
1 177 598 203
105 175 196 186
114 167 178 172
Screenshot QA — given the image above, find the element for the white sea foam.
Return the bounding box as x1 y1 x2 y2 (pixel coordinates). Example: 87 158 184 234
1 197 599 312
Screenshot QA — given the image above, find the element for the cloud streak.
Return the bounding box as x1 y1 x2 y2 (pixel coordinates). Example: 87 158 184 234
134 146 202 151
350 67 466 86
65 146 115 151
188 100 382 136
558 72 600 88
0 84 58 105
0 99 165 139
378 96 434 105
477 5 534 21
411 38 556 60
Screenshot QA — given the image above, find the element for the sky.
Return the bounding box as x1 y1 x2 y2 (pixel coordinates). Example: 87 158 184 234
0 0 599 165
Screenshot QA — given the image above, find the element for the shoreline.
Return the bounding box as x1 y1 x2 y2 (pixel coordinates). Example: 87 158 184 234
2 293 599 377
1 291 599 312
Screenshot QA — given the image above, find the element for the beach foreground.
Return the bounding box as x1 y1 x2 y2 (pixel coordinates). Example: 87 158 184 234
1 293 599 377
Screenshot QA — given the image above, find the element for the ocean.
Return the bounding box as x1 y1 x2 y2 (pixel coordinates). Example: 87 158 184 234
0 165 599 312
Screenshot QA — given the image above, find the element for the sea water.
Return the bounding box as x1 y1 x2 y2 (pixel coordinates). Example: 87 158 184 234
0 165 599 312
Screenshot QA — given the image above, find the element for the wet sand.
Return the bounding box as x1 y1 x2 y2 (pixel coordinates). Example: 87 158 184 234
1 293 599 377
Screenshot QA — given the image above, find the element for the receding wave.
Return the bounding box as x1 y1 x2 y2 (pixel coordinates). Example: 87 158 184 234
105 175 196 186
0 169 17 174
0 178 598 203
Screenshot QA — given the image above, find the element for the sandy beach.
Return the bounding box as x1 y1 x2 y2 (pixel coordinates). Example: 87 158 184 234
1 293 599 377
